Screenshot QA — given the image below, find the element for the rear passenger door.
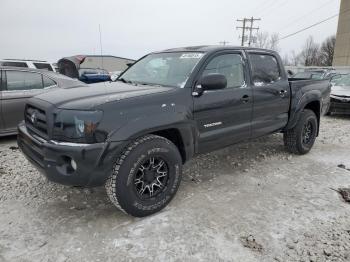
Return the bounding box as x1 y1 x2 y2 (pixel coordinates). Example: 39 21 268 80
1 70 55 131
247 52 290 138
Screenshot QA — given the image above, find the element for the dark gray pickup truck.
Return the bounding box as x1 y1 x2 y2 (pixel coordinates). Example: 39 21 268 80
18 46 331 217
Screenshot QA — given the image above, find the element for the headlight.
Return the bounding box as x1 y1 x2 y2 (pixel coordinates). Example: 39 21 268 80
53 110 106 143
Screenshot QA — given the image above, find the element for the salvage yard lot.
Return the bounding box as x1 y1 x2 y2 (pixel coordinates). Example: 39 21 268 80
1 116 350 262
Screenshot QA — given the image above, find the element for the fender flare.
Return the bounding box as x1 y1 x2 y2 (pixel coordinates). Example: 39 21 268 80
285 90 321 131
107 113 197 162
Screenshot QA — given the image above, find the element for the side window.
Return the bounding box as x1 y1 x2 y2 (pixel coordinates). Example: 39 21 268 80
43 75 56 88
33 63 53 71
6 71 43 91
202 54 245 88
249 54 281 86
1 61 28 68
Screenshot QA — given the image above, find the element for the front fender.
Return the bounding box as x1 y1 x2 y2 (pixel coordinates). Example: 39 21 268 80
107 103 197 162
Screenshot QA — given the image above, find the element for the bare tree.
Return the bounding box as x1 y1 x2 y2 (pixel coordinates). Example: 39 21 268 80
253 31 280 51
318 35 336 66
269 33 280 52
290 50 300 66
299 36 320 66
282 54 290 65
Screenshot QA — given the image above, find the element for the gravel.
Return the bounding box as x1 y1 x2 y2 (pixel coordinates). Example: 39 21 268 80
1 115 350 262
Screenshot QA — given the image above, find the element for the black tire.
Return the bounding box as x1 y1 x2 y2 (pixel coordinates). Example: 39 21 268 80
283 109 318 155
105 135 182 217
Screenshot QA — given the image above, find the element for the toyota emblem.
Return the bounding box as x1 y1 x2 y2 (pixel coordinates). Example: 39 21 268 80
31 112 37 124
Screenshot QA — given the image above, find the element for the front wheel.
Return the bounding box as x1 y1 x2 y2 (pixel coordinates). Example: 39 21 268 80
105 135 182 217
283 109 318 155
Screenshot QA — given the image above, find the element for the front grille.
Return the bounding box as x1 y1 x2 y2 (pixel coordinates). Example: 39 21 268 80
25 104 49 139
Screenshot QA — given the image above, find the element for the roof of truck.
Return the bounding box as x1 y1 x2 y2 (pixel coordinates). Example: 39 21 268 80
160 45 276 53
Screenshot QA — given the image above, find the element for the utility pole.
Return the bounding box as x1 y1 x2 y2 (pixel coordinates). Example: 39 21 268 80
236 17 260 47
247 17 260 46
236 18 247 46
219 41 230 46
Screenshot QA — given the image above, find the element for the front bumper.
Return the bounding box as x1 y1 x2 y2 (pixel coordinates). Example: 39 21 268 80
329 96 350 115
17 123 126 187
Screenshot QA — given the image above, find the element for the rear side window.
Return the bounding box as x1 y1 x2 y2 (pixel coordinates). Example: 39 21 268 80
6 71 43 91
249 54 281 86
34 63 53 71
1 61 28 68
43 75 56 88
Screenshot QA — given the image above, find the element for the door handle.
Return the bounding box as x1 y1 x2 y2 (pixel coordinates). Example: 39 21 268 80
240 95 250 103
279 90 287 97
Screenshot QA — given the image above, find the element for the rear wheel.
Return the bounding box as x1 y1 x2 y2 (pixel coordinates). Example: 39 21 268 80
283 109 318 155
105 135 182 217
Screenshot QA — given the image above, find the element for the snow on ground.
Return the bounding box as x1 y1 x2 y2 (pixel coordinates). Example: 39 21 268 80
1 115 350 262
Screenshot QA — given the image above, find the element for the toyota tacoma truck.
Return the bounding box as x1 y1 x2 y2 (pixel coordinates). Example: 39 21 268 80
17 46 331 217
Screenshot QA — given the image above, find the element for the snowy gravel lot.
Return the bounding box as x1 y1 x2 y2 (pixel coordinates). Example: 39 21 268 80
1 115 350 262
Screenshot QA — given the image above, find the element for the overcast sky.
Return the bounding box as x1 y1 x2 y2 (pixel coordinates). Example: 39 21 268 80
0 0 341 62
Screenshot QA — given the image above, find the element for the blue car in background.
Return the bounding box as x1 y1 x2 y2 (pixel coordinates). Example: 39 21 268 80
79 68 111 84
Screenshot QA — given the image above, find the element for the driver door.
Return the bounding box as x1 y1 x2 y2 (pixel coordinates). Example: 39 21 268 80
193 52 253 153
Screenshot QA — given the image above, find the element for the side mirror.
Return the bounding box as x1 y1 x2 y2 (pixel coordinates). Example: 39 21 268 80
200 73 227 91
126 62 134 67
193 73 227 97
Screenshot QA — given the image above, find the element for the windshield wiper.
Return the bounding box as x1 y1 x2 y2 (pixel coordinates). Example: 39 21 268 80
117 78 136 85
138 82 165 87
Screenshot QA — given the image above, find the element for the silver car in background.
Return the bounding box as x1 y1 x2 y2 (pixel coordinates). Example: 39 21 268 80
0 67 86 136
327 74 350 115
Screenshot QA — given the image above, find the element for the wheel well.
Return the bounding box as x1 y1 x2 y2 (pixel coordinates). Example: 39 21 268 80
304 100 320 134
151 129 186 163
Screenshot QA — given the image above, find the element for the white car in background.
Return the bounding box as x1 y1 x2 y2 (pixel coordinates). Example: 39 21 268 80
0 59 56 72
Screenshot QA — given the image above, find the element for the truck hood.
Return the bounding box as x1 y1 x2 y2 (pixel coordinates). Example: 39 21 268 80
331 85 350 97
34 81 174 109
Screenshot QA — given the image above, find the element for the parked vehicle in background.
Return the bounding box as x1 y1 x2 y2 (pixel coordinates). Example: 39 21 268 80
18 46 330 217
330 74 348 84
110 71 122 82
78 68 111 84
292 69 336 80
0 59 56 72
327 74 350 115
0 67 86 136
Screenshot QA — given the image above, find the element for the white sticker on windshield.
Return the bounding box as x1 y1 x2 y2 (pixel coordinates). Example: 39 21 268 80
180 53 203 59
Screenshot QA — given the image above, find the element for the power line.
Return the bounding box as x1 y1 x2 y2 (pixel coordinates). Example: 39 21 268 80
251 0 274 16
256 0 288 17
277 0 336 32
280 7 350 41
280 14 338 40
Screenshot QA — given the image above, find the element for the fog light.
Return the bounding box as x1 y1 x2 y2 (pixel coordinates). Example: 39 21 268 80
71 159 77 171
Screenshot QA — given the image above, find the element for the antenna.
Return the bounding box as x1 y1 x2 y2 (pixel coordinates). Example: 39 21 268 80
99 24 104 69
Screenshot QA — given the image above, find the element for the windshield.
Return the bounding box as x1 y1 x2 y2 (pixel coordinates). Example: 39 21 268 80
332 74 350 87
118 52 204 87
